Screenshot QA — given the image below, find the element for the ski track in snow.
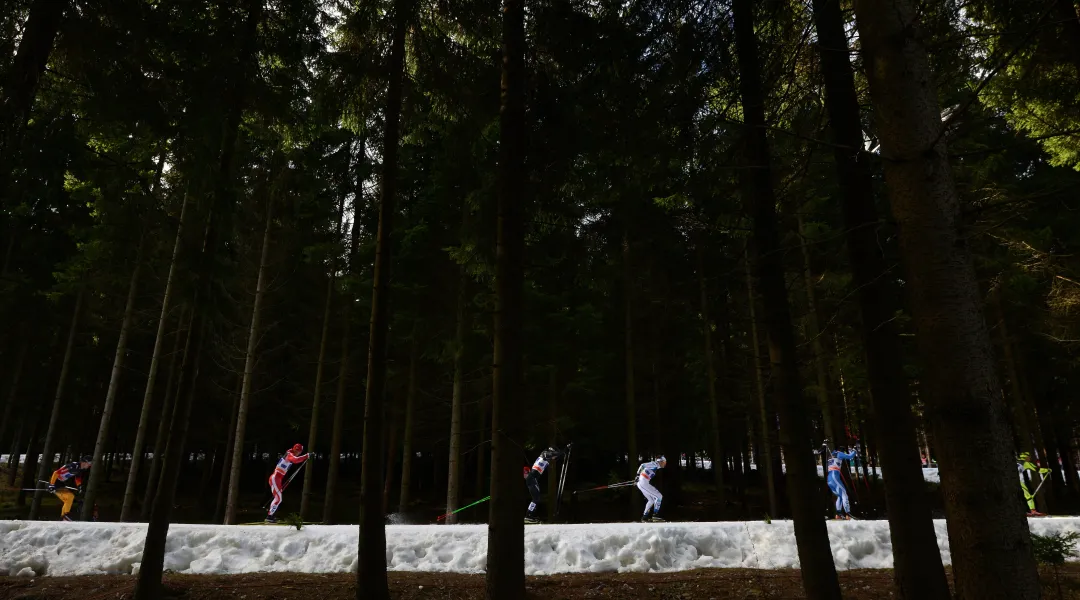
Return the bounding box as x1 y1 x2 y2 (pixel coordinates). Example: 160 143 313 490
2 518 1079 578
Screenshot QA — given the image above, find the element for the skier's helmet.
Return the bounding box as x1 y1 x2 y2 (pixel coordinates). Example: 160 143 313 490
80 455 92 465
292 443 304 454
656 455 667 467
1019 451 1031 461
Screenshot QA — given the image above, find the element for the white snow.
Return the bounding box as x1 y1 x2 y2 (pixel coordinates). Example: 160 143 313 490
2 517 1078 578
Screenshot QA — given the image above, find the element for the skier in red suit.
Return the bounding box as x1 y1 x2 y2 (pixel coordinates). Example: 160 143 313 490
267 443 309 523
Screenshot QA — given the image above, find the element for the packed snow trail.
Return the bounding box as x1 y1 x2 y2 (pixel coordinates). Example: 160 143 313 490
2 518 1079 577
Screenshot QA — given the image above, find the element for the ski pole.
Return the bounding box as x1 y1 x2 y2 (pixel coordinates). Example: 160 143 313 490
436 495 491 521
261 459 310 509
572 480 636 494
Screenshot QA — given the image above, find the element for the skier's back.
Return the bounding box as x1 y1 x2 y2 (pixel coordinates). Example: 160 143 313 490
524 446 564 523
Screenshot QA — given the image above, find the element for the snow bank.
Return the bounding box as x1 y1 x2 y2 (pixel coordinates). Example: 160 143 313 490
3 517 1079 578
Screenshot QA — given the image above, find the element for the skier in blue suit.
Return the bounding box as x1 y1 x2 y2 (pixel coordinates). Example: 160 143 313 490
818 442 858 519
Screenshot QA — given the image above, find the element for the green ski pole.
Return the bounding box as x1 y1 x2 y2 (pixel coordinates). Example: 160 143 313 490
436 495 491 521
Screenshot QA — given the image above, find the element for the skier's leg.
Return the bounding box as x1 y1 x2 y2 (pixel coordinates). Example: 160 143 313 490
1021 480 1035 511
268 475 283 516
839 484 850 515
637 479 655 515
526 473 542 516
56 490 75 519
827 472 843 514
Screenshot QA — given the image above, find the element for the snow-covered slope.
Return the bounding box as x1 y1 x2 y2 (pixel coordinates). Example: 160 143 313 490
2 518 1078 578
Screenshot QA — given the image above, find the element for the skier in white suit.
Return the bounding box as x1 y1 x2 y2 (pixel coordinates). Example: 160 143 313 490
635 456 667 522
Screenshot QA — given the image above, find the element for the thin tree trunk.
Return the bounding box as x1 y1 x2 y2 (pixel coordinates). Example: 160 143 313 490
83 238 145 519
122 193 189 522
300 186 349 520
29 288 83 520
322 314 352 524
622 230 638 470
733 0 841 596
225 196 275 525
398 332 419 513
301 267 336 521
797 217 839 444
808 0 952 595
0 341 28 453
546 366 560 520
134 0 257 590
357 1 408 596
696 244 725 496
745 259 778 517
445 265 468 524
852 1 1041 597
383 400 400 513
141 308 188 521
486 0 527 595
475 394 488 500
5 420 23 485
215 376 242 523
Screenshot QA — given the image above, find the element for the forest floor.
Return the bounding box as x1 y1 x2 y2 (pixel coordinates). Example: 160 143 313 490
3 567 1080 600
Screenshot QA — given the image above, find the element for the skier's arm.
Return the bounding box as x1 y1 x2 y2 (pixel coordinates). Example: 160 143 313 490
286 451 307 464
836 449 857 461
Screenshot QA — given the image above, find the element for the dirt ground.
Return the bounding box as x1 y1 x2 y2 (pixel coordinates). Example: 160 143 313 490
3 566 1080 600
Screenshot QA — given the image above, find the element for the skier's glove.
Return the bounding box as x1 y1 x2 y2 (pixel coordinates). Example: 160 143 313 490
47 485 55 494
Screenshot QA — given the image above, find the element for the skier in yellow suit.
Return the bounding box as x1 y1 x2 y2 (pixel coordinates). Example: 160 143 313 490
1017 452 1050 516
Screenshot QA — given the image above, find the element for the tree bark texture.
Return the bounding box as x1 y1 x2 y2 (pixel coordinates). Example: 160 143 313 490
122 193 189 522
797 217 840 444
29 288 83 520
808 0 951 596
733 0 842 597
445 265 468 523
622 230 638 472
0 341 28 455
852 1 1042 597
486 0 527 596
356 1 409 596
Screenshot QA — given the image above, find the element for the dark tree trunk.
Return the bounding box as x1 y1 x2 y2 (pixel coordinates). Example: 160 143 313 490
733 0 841 597
214 377 242 523
622 230 638 472
486 0 527 596
133 1 258 593
445 264 468 523
84 239 144 520
797 217 841 444
324 151 365 525
852 0 1042 597
398 332 419 513
808 0 951 596
745 260 778 517
356 0 409 596
696 244 725 496
122 193 189 522
225 196 275 524
141 309 188 521
29 289 83 520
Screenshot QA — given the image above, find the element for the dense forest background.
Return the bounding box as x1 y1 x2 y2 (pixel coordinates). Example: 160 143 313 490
3 0 1080 596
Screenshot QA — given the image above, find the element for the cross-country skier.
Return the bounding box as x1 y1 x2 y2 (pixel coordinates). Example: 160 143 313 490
1018 451 1050 516
524 446 564 524
266 443 309 523
635 456 667 522
48 455 91 521
819 443 857 519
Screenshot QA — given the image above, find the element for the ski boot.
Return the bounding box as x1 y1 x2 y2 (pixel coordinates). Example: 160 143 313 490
1027 510 1046 517
265 515 278 524
61 515 73 522
524 512 541 525
649 514 665 523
